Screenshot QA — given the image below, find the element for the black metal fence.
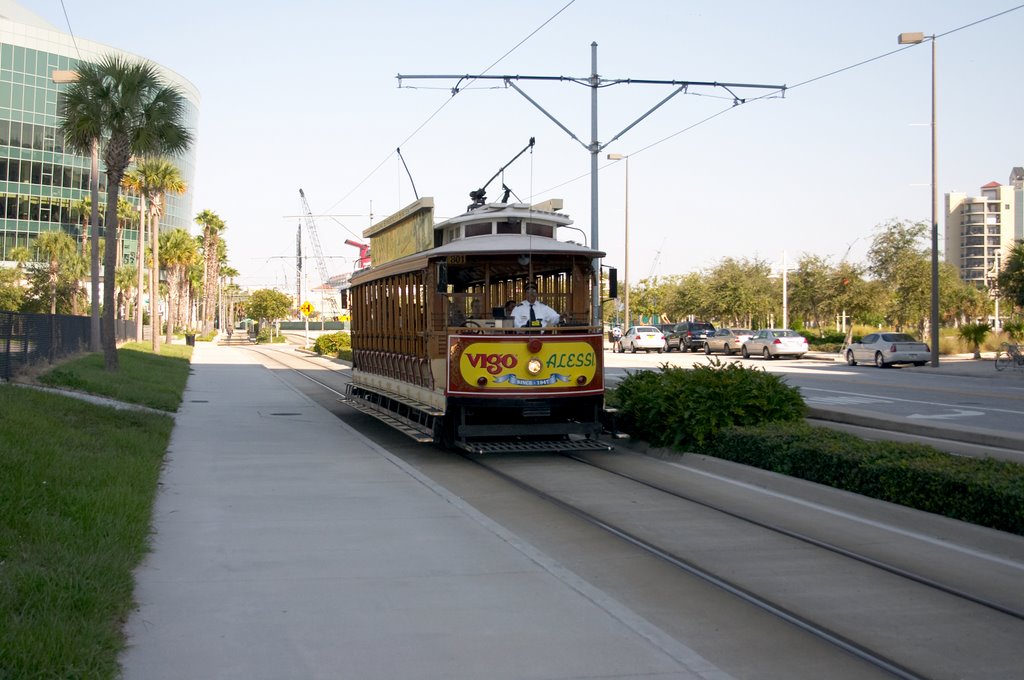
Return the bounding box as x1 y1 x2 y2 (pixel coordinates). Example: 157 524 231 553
0 312 134 380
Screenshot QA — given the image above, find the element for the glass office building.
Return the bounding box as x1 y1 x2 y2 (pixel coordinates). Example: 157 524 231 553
0 1 199 265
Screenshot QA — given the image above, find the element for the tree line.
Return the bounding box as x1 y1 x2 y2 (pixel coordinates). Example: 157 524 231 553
618 219 1024 336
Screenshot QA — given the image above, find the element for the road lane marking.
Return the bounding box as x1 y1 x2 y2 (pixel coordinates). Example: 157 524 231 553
907 409 984 420
804 395 892 405
800 386 1024 417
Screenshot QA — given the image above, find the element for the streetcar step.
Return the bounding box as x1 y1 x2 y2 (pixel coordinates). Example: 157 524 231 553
339 396 435 443
456 439 613 455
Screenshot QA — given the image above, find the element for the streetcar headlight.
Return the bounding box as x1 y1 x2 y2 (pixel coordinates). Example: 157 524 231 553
527 358 543 375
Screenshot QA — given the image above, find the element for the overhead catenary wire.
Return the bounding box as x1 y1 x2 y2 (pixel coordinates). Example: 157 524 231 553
533 3 1024 199
324 3 1023 218
321 1 576 217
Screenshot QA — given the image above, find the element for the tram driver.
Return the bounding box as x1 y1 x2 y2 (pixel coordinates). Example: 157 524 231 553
512 283 559 328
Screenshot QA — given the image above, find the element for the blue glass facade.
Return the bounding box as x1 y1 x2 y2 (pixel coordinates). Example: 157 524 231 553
0 5 199 265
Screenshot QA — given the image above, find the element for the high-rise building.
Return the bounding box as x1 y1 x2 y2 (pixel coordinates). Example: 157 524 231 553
945 169 1021 288
0 0 199 265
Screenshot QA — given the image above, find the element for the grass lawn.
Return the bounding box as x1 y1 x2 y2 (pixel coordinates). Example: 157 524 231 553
38 342 192 412
0 343 190 679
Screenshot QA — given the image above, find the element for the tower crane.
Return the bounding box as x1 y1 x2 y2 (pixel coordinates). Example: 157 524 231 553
298 188 339 315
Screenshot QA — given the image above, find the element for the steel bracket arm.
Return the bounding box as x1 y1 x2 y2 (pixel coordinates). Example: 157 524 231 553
505 79 589 152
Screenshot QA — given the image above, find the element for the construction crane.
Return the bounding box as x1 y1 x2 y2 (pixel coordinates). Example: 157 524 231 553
298 188 339 315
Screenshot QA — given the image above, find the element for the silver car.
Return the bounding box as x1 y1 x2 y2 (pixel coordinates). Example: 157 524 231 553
845 332 929 368
621 325 666 353
741 329 808 360
704 328 753 355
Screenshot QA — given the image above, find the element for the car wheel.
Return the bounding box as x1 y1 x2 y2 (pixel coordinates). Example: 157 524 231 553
741 345 750 359
846 350 857 366
874 351 887 368
630 342 637 354
657 346 664 354
724 344 732 355
704 343 712 355
763 347 773 360
795 354 804 360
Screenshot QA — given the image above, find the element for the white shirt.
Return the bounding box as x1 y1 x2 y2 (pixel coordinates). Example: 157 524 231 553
512 299 560 328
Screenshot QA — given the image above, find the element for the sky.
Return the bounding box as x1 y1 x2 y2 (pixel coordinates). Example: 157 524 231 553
15 0 1024 292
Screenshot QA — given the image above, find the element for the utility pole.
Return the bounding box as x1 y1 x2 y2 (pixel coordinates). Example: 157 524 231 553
399 44 785 323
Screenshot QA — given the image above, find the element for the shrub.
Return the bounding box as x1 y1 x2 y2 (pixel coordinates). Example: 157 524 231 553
957 322 991 359
607 359 806 449
313 331 351 357
703 423 1024 535
1003 319 1024 343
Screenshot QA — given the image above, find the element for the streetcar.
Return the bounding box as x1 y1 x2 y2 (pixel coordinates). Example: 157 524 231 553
343 160 615 454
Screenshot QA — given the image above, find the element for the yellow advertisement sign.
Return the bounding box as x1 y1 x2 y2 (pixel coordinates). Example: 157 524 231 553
457 340 597 389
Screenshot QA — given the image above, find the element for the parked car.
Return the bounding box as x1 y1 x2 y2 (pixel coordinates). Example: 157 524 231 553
665 321 715 352
704 328 754 355
845 332 929 368
741 329 808 359
621 325 666 353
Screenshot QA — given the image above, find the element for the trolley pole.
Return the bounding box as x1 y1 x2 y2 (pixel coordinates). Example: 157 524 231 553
398 46 785 328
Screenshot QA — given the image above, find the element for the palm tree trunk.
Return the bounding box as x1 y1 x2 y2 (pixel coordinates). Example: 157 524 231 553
89 139 101 352
150 208 161 354
135 194 146 342
102 182 119 371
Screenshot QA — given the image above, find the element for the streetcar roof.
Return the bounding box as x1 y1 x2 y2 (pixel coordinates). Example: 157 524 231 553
430 233 604 258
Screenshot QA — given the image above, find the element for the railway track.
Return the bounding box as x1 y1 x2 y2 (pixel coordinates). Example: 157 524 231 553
469 452 1024 679
239 343 1024 678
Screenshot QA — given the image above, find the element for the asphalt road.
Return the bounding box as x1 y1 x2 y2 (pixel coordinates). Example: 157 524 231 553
605 348 1024 460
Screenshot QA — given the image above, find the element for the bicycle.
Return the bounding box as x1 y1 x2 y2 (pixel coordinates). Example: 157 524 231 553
994 342 1024 371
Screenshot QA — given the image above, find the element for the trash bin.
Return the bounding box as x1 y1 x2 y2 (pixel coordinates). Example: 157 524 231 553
185 334 196 346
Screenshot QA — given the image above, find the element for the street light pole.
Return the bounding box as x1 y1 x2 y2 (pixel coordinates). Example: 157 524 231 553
899 31 940 367
607 153 629 328
782 250 789 330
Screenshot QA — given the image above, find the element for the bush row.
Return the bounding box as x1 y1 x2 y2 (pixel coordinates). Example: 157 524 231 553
607 359 805 449
704 423 1024 535
607 361 1024 535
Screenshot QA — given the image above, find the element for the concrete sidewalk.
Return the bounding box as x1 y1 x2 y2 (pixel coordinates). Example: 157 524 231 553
118 341 725 680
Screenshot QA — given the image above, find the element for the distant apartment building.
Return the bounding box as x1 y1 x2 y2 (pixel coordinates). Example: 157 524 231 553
944 167 1023 287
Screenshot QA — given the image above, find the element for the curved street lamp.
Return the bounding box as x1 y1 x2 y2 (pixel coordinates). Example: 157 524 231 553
898 31 940 367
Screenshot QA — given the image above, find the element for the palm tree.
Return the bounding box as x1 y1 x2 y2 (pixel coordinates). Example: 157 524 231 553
126 158 187 353
115 264 138 320
220 265 240 332
122 171 148 341
34 232 76 314
60 55 193 370
116 195 137 267
958 322 991 360
160 228 198 343
195 209 225 334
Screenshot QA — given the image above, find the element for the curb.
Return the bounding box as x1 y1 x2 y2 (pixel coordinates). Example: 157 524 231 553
806 406 1024 453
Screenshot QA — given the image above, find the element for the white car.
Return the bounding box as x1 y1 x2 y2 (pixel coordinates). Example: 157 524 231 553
741 329 808 359
845 332 929 368
621 326 666 353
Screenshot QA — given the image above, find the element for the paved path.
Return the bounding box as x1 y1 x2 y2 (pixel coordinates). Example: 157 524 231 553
118 340 727 680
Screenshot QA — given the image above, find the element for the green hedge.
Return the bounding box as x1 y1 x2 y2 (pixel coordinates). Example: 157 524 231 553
313 331 351 357
704 423 1024 535
607 360 806 449
608 361 1024 535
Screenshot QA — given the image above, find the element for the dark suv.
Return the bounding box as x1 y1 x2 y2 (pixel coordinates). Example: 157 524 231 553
666 321 715 352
